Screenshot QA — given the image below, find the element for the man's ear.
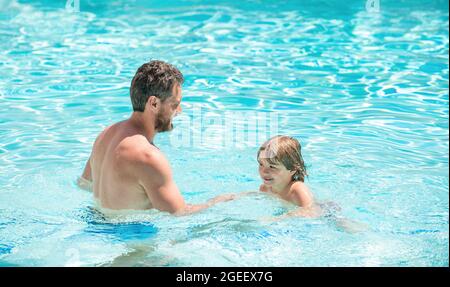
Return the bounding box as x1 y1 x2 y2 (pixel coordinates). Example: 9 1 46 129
147 96 159 110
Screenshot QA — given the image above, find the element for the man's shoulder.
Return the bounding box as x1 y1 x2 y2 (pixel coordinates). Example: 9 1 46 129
119 139 171 183
118 136 163 162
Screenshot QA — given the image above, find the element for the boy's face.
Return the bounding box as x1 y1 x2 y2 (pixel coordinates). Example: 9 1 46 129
258 157 294 187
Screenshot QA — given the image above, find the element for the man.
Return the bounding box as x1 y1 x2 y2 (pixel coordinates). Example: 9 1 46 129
78 60 233 215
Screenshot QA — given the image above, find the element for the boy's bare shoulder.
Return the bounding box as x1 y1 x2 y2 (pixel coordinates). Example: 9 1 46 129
289 181 314 207
290 181 309 192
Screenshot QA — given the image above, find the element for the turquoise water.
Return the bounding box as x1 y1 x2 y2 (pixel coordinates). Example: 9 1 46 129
0 0 448 266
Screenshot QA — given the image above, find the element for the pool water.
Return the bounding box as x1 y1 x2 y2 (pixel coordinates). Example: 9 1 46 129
0 0 448 266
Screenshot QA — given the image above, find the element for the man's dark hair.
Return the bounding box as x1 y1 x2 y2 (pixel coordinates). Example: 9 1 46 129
130 60 184 112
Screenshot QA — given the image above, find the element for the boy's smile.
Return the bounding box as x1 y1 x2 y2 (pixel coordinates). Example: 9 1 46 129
258 157 294 190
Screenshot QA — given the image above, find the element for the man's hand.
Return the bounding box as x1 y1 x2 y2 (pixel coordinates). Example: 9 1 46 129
174 193 239 216
207 193 237 205
207 191 259 205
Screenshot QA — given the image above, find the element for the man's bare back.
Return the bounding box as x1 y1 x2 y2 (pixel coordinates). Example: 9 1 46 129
89 121 158 210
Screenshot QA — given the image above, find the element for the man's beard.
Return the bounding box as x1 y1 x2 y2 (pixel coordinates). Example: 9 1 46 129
155 112 173 133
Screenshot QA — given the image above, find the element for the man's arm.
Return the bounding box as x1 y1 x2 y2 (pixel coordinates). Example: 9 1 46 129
77 126 113 192
136 149 233 216
77 156 93 192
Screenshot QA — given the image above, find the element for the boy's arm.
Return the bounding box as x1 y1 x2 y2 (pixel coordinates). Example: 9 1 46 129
264 207 319 222
261 184 317 222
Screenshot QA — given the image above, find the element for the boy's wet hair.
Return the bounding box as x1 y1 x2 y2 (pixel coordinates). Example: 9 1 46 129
257 135 308 182
130 60 184 112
